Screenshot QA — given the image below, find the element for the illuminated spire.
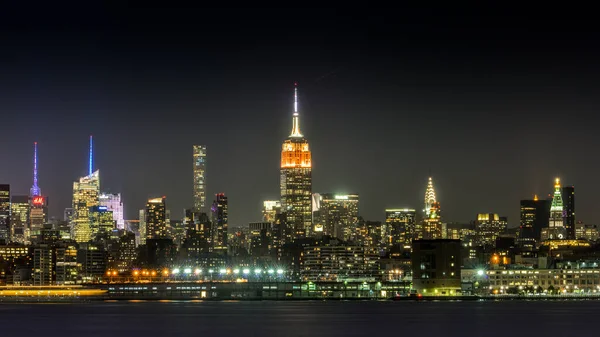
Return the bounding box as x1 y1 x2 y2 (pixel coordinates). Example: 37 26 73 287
290 82 303 137
550 177 563 212
89 135 93 176
29 142 41 197
424 177 437 216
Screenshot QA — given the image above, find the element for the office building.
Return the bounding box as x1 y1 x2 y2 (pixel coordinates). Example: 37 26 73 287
280 83 312 239
146 197 167 240
518 195 550 247
10 195 30 244
420 177 443 239
575 222 599 242
29 195 48 234
99 193 125 230
355 219 383 248
385 209 416 247
314 194 359 240
89 205 115 236
193 145 207 212
0 184 10 243
411 239 461 295
249 222 273 258
71 170 100 243
562 185 575 239
28 142 48 235
543 178 566 241
475 213 507 247
211 193 228 255
262 200 281 223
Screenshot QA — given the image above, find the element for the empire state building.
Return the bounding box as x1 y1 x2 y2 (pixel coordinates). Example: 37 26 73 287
280 82 312 239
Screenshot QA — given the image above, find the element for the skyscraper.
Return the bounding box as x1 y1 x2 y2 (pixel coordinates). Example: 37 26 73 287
475 213 507 247
562 185 575 239
544 178 566 240
71 136 99 243
28 142 48 235
280 82 312 239
10 195 30 244
0 184 10 242
146 197 167 240
99 193 125 230
29 195 48 234
211 193 228 255
317 194 359 240
519 195 550 247
71 171 100 242
420 177 442 239
262 200 281 223
89 205 115 236
193 145 207 212
138 209 146 245
385 209 417 247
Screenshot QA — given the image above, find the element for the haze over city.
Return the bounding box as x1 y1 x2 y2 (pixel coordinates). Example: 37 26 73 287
1 7 598 226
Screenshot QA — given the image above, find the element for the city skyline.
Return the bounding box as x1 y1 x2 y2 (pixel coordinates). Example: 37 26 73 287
1 8 599 226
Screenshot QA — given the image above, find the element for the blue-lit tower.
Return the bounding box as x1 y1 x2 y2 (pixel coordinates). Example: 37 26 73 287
29 142 41 197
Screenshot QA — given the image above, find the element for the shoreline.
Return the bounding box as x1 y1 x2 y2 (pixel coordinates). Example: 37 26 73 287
3 295 600 303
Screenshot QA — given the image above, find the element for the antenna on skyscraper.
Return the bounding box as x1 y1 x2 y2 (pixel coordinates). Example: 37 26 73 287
30 142 41 197
89 135 93 176
294 81 298 115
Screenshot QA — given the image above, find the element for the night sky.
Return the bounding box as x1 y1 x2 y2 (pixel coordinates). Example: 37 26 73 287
1 7 598 226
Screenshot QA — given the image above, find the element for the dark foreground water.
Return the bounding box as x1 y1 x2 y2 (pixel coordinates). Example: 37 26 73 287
0 300 597 336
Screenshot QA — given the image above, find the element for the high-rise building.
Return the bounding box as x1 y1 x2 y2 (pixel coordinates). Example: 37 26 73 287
29 196 48 234
0 184 11 242
475 213 507 247
28 142 49 237
280 83 312 239
518 195 550 247
543 178 566 240
562 185 575 239
211 193 228 255
249 222 273 259
262 200 281 223
193 145 207 212
10 195 30 244
89 205 115 236
99 193 125 230
71 136 100 243
317 194 359 240
71 171 100 243
385 209 417 247
138 209 147 245
420 177 443 239
146 197 167 240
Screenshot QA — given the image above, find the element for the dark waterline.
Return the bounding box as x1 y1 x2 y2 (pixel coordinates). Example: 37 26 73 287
0 301 596 336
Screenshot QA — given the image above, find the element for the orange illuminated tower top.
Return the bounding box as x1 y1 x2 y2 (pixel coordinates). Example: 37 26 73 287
281 82 311 168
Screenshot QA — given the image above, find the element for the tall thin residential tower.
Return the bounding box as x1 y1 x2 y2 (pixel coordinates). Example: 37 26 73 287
193 145 207 212
280 82 312 239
